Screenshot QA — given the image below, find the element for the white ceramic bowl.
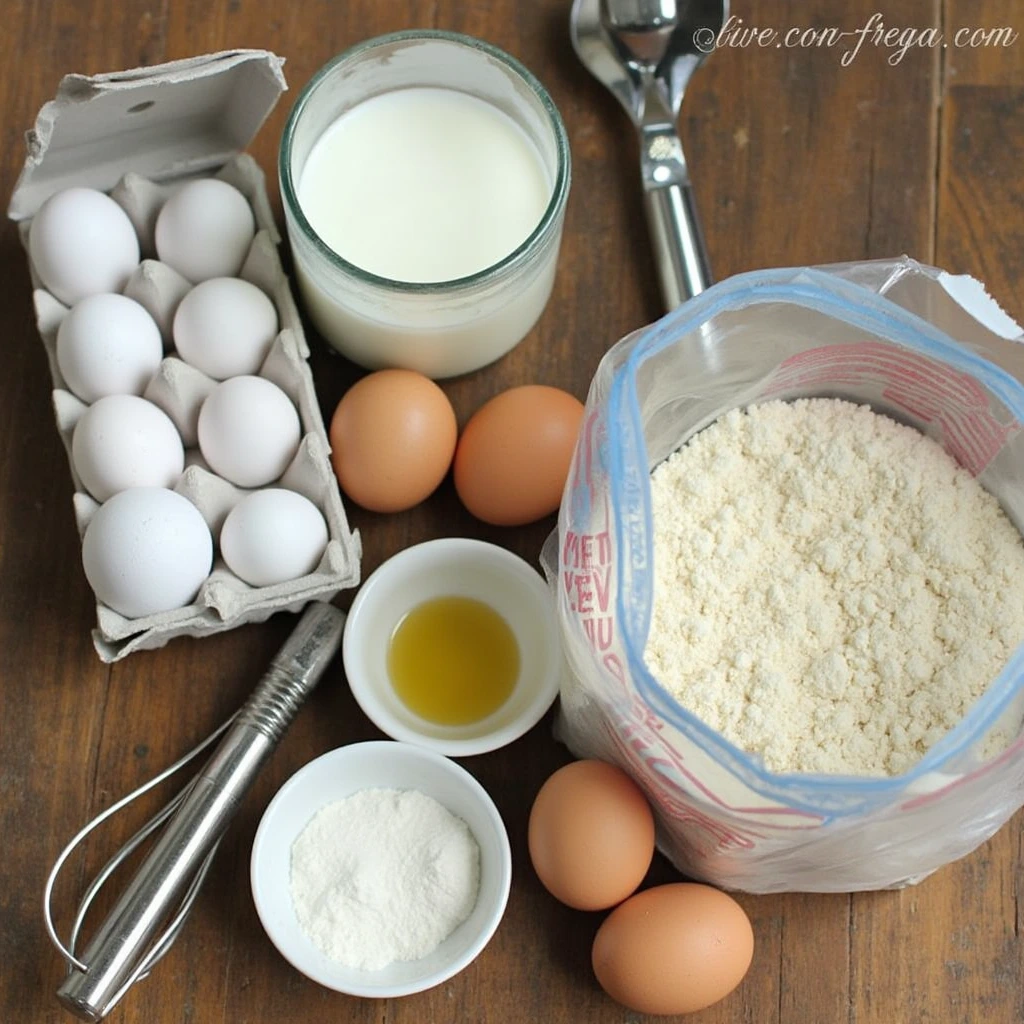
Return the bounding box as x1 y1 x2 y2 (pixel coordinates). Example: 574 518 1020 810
250 741 512 998
343 538 562 756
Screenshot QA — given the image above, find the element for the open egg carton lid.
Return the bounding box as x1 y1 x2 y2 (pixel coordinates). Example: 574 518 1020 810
8 49 287 219
9 50 362 661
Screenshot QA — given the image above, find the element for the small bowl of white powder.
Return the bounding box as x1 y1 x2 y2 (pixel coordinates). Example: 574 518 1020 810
250 740 512 997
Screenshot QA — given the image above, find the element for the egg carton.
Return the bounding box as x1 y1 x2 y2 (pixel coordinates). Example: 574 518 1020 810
9 51 361 661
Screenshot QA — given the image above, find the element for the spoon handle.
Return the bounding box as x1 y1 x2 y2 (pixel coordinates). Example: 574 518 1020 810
639 122 712 308
643 178 711 309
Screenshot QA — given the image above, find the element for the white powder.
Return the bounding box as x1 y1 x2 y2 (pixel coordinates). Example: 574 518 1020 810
290 788 480 970
645 398 1024 777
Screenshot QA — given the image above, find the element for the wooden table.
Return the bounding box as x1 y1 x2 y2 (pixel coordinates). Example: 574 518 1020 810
2 1 1022 1021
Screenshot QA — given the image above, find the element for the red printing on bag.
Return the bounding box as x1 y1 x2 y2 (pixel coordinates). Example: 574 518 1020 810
602 718 760 853
565 409 625 682
562 518 624 684
764 342 1018 475
614 701 823 823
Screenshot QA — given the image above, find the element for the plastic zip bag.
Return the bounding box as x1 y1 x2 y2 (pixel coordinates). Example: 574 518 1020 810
542 257 1024 893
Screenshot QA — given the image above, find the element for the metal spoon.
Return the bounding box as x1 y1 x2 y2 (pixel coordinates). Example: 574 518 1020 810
570 0 728 309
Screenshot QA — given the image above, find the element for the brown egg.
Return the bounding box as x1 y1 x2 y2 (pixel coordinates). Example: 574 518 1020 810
329 369 457 513
592 883 754 1016
454 384 584 526
528 759 655 911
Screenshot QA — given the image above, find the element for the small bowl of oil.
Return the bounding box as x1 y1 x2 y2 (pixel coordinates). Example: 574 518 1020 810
343 538 562 755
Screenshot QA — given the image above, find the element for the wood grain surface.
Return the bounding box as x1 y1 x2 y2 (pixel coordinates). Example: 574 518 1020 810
1 1 1022 1022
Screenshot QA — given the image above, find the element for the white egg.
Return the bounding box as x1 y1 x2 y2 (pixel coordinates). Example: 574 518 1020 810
82 487 213 618
155 179 256 282
56 293 163 402
220 489 328 587
172 277 279 380
29 187 140 305
72 395 185 502
197 376 301 488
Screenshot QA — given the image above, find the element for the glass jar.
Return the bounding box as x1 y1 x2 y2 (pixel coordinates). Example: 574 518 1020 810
279 30 571 379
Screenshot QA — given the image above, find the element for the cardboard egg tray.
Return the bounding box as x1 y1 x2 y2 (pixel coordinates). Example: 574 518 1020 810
8 50 361 661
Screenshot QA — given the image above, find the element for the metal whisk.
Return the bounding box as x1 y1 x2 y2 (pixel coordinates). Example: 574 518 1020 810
44 602 346 1022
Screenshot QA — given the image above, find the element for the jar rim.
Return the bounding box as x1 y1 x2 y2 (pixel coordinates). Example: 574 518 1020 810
278 29 572 295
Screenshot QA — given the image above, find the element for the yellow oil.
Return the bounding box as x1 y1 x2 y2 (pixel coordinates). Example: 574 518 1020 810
387 595 520 726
